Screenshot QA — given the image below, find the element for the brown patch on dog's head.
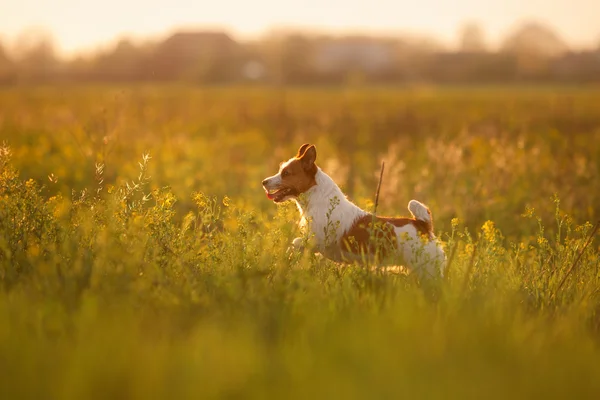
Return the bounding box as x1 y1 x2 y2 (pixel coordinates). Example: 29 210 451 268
262 144 318 202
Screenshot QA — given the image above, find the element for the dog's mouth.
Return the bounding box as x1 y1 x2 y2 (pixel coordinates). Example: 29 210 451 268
265 187 295 203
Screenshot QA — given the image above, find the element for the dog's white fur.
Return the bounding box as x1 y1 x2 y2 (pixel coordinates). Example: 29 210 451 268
263 148 446 278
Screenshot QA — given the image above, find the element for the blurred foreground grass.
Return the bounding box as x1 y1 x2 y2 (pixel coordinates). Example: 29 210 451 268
0 85 599 399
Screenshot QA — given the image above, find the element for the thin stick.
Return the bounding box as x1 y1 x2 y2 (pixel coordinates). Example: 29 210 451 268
553 220 600 297
373 161 385 215
367 161 385 266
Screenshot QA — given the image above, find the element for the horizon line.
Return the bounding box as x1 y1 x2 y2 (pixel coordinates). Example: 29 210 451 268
3 20 599 59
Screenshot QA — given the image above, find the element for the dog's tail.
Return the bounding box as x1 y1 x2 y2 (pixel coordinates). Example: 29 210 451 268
408 200 434 233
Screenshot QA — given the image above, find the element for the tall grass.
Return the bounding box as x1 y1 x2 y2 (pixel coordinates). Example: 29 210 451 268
0 86 599 399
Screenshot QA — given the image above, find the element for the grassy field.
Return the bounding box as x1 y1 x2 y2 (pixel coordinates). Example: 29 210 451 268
0 85 599 399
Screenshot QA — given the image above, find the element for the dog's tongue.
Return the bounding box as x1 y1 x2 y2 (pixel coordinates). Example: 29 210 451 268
265 191 275 200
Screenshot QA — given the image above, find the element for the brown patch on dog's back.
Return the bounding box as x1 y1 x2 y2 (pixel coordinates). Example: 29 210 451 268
341 215 397 257
341 214 432 257
379 217 431 237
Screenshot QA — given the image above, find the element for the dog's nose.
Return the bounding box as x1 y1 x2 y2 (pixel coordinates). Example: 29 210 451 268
262 178 269 186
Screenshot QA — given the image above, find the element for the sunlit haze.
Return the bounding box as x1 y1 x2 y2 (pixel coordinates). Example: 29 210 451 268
1 0 599 55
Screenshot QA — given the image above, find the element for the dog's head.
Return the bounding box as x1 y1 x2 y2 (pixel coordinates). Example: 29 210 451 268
262 144 318 203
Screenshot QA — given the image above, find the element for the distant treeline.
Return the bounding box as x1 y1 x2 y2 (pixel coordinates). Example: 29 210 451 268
1 22 599 85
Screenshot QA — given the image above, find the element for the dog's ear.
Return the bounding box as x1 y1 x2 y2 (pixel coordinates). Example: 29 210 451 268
300 145 316 168
296 143 311 158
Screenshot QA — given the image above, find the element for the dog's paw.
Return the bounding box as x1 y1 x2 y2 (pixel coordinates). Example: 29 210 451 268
286 237 305 259
292 237 304 250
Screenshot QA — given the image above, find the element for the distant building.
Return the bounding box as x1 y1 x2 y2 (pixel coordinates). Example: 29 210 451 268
313 37 395 74
241 60 266 81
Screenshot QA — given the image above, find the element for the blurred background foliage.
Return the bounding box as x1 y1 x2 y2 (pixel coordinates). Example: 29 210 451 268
1 86 598 239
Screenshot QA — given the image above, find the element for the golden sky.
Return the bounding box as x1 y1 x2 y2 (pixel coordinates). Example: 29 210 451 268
1 0 599 54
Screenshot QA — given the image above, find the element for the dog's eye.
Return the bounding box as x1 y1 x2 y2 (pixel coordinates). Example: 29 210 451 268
281 170 290 177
